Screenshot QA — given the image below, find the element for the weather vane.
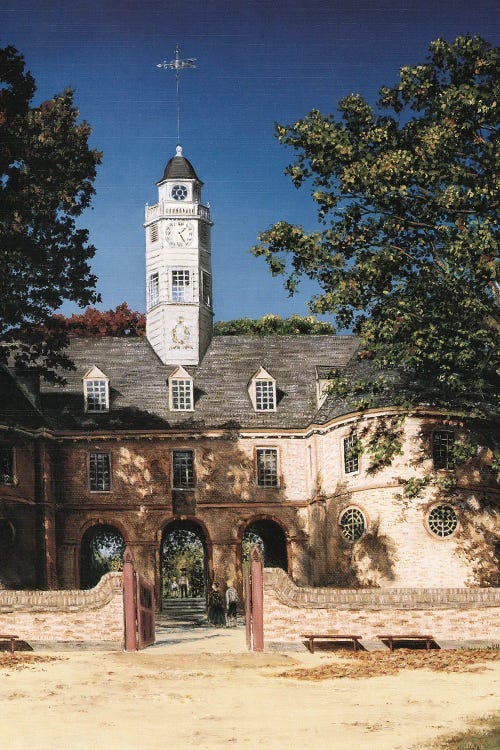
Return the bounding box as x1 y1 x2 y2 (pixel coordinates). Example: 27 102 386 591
157 45 197 148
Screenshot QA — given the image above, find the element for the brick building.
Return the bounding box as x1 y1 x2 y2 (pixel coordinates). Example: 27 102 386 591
0 149 498 600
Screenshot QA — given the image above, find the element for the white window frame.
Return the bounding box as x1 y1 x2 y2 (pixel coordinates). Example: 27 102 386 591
171 269 192 303
343 432 360 475
83 367 110 413
172 449 195 489
148 271 160 309
168 366 194 411
256 447 279 487
88 451 112 492
248 367 276 412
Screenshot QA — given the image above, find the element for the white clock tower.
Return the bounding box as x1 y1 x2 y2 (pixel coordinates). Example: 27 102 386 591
145 146 213 365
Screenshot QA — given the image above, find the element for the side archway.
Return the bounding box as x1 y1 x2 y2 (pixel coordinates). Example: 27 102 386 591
239 516 290 573
79 523 126 590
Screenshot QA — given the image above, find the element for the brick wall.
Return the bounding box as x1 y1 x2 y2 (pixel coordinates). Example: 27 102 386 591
0 572 124 647
263 569 500 643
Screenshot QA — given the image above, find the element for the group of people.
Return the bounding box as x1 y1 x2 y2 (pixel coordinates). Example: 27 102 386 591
169 572 190 598
207 580 239 627
169 572 240 626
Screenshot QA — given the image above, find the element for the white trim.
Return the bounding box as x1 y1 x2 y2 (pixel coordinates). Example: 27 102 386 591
168 366 194 411
248 367 277 412
83 367 110 413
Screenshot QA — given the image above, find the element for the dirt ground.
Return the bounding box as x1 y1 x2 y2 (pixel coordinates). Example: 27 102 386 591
0 628 499 750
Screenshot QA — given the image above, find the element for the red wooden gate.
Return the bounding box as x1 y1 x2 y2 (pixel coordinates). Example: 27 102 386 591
245 545 264 652
123 547 156 651
137 574 155 649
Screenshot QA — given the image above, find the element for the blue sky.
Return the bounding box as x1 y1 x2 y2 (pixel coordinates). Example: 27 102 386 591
1 0 498 325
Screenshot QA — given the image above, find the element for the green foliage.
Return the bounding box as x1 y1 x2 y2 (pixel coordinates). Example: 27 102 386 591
161 529 205 597
366 416 405 473
345 432 364 463
214 314 335 336
438 713 500 750
0 46 102 382
449 437 477 465
252 36 499 406
242 532 265 568
402 476 430 499
80 526 125 590
490 450 500 472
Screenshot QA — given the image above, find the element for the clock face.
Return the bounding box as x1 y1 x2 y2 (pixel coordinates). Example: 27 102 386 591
171 184 188 201
166 220 194 247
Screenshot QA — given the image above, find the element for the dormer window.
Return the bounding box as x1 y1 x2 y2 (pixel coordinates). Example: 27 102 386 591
169 366 194 411
249 367 276 412
83 367 110 413
316 366 337 408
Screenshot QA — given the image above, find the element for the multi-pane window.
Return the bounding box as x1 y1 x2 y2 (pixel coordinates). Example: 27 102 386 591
255 380 276 411
0 447 14 484
89 452 111 492
433 430 455 469
256 448 278 487
201 271 212 307
85 380 108 412
171 379 193 411
343 433 360 474
339 507 366 542
173 450 195 489
148 272 160 309
428 504 458 538
171 270 191 302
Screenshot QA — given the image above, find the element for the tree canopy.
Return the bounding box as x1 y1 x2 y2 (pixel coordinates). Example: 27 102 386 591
53 303 146 337
0 46 102 382
213 314 335 336
252 35 499 407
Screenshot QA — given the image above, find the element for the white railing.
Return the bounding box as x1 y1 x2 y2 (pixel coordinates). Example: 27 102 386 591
145 202 211 223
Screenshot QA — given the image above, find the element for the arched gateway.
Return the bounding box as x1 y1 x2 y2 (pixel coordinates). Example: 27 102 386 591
79 524 125 590
241 518 290 573
160 519 210 617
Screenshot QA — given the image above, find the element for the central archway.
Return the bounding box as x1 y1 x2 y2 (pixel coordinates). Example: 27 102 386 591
160 520 210 616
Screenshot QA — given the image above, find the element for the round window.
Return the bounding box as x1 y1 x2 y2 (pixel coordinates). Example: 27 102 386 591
339 507 366 542
172 184 188 201
428 504 458 538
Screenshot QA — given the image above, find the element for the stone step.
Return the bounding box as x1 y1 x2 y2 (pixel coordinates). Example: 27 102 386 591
157 596 207 627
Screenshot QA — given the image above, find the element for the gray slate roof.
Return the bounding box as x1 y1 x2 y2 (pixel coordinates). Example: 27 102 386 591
38 335 360 432
160 154 200 183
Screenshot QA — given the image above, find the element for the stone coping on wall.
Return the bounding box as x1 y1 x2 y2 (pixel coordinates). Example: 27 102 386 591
0 573 122 613
265 569 500 610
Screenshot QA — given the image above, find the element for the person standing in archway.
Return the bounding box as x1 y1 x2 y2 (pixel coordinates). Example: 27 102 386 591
225 580 239 627
178 570 190 598
207 581 226 626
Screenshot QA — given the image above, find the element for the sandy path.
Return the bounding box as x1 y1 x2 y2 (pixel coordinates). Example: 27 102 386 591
0 628 498 749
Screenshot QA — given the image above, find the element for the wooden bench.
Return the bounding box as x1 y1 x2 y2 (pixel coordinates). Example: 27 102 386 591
377 634 434 652
301 634 362 653
0 634 19 656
